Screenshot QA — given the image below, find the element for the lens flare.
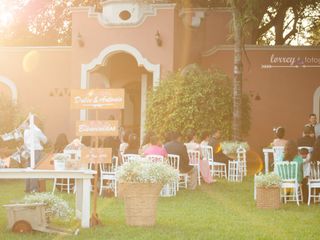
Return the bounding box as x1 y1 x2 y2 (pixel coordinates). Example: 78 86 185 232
23 50 40 73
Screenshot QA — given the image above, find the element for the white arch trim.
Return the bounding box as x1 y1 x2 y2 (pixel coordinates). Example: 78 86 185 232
80 44 161 121
81 44 160 89
313 86 320 119
0 76 17 103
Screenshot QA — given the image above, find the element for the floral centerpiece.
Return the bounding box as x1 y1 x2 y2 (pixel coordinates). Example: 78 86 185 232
255 173 282 209
116 161 178 185
20 192 74 221
221 141 250 156
116 161 178 226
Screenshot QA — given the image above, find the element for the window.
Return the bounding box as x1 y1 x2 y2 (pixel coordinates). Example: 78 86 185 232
119 10 131 21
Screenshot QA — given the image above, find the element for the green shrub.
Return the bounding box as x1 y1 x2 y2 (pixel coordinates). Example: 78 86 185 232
145 66 250 140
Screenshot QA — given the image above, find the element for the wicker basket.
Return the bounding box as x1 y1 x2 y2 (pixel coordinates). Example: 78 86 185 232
256 187 281 209
122 183 163 226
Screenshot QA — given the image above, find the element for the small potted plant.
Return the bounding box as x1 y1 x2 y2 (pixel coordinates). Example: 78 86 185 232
255 172 282 209
52 154 70 170
116 161 178 226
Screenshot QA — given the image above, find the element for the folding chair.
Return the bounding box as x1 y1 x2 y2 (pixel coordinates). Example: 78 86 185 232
308 161 320 205
276 161 302 205
188 150 201 185
99 156 118 197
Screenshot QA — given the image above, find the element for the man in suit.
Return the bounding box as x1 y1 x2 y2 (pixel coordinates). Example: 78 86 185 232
164 131 197 190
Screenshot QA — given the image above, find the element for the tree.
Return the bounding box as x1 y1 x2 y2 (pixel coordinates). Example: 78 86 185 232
229 0 243 141
145 66 250 140
248 0 320 45
0 0 319 46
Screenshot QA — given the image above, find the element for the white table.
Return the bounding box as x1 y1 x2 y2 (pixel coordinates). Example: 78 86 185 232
262 148 273 173
0 168 95 228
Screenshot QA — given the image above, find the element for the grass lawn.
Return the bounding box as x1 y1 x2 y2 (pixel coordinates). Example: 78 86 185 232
0 178 319 240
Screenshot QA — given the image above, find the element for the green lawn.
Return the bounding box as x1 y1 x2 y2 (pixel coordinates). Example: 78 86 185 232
0 178 319 240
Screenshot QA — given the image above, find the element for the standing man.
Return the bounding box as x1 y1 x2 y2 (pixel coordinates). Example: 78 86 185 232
24 117 47 192
164 131 197 190
305 113 317 139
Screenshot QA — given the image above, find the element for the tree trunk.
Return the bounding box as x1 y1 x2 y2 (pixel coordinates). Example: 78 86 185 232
231 1 243 141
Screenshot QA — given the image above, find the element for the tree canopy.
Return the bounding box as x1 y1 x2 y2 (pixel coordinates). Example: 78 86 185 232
0 0 319 46
145 66 251 140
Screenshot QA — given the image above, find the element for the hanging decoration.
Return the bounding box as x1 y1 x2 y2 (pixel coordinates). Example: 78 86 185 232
0 114 34 166
0 115 29 142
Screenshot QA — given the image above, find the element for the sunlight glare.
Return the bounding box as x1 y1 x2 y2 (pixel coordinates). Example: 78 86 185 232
0 11 13 28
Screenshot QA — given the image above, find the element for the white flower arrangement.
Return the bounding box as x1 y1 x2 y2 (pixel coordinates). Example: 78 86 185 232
221 141 250 155
116 161 179 185
21 193 74 221
255 173 282 188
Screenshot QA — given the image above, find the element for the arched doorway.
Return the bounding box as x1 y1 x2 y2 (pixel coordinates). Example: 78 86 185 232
81 44 160 142
0 75 17 103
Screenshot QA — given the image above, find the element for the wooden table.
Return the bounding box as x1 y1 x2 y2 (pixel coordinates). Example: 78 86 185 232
262 148 273 173
0 168 95 228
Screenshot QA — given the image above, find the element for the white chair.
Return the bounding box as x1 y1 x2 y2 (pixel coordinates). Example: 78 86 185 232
122 154 141 164
99 156 118 197
52 152 78 194
188 150 201 185
276 161 302 205
146 154 164 163
161 154 179 196
308 161 320 205
200 145 227 179
272 146 284 173
237 146 247 177
228 160 241 182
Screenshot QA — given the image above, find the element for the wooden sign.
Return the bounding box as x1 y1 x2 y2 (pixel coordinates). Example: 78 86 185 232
70 89 125 109
76 120 118 136
81 147 112 164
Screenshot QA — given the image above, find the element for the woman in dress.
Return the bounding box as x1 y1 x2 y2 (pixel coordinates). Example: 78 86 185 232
272 127 288 147
143 135 168 157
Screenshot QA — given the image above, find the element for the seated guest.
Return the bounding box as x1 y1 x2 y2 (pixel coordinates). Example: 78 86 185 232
139 131 155 155
208 129 229 165
164 131 197 190
164 131 173 143
185 130 213 184
119 130 131 156
185 129 200 151
53 133 69 153
144 135 168 157
81 136 92 147
282 140 303 184
103 136 120 157
124 133 139 154
310 136 320 164
297 126 315 148
282 140 305 202
271 127 288 147
200 131 210 146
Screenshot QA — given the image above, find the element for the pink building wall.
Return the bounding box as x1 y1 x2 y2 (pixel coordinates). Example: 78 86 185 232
0 47 72 144
202 46 320 151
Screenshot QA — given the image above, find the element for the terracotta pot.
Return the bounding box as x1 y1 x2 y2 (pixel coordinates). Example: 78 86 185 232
121 183 163 226
256 186 281 209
